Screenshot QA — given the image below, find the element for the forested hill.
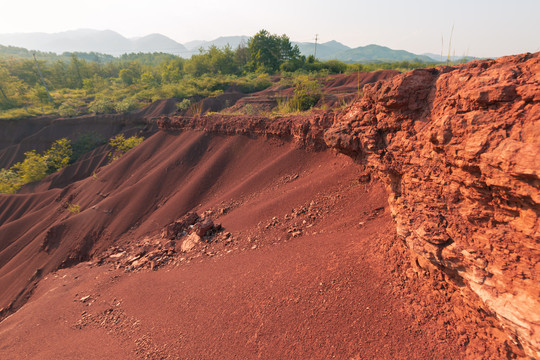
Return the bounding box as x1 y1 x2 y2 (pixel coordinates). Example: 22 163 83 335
0 30 451 120
0 44 115 62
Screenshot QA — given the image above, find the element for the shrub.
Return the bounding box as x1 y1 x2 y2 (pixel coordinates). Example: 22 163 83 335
288 76 322 111
45 138 72 174
108 134 144 161
243 104 255 115
0 138 73 193
236 74 272 93
188 101 204 116
89 97 115 114
0 169 21 194
114 97 138 113
67 203 81 214
58 101 82 117
323 60 348 74
12 150 48 184
176 98 191 111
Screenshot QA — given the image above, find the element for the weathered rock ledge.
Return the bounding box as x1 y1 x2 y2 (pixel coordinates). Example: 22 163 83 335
325 52 539 357
155 111 335 151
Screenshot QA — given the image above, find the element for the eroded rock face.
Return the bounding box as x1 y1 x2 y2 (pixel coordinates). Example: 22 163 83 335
325 53 540 357
155 111 335 151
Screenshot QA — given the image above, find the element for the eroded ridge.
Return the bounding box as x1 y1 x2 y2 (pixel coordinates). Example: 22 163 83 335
325 52 540 356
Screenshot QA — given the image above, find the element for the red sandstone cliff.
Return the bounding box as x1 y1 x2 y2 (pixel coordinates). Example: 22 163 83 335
325 52 540 357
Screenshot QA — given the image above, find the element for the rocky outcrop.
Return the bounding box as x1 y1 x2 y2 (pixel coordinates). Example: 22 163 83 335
325 53 540 357
155 112 335 151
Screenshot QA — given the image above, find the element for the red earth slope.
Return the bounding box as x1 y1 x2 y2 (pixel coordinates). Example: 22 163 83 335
0 139 520 359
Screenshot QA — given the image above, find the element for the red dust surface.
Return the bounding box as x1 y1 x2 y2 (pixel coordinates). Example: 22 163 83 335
0 128 522 359
0 63 531 358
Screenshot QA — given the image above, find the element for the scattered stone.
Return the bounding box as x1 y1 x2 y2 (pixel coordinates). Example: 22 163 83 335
195 218 214 237
180 233 201 252
358 174 371 183
164 212 199 239
109 252 125 259
163 240 175 250
127 255 141 264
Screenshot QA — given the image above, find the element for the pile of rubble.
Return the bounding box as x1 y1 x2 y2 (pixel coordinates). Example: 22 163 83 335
97 212 226 271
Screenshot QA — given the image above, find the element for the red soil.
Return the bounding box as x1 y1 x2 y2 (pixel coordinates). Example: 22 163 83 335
0 129 522 359
0 135 518 358
226 70 399 113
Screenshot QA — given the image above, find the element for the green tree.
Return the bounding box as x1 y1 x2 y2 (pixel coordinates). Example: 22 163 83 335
246 30 301 73
45 138 72 173
160 58 184 83
67 54 85 88
12 150 48 184
0 168 22 194
118 62 141 86
82 74 109 94
140 71 160 87
108 134 144 160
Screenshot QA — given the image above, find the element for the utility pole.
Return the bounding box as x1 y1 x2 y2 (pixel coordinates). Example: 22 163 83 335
33 53 53 103
314 34 319 59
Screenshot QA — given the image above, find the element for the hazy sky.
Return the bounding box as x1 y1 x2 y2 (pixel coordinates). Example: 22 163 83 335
1 0 539 57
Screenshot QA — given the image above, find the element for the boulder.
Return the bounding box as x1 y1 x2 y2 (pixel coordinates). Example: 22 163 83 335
195 218 214 237
164 212 199 239
179 233 201 252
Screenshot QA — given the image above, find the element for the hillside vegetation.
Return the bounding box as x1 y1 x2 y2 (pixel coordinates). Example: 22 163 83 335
0 30 438 120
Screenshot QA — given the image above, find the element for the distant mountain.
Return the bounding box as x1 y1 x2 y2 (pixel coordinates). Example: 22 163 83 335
184 36 249 51
294 40 351 60
132 33 188 56
0 43 115 62
183 40 207 51
0 30 446 63
333 44 435 63
183 36 250 57
0 29 187 56
294 41 435 63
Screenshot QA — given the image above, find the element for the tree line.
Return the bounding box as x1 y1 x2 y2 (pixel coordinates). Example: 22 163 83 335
0 30 433 119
